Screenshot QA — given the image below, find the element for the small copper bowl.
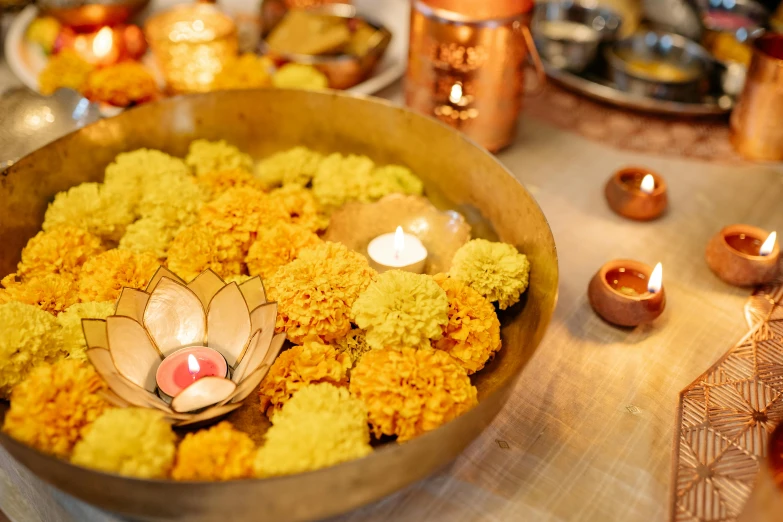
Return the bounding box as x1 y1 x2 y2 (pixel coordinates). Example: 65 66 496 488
588 259 665 327
605 166 668 221
259 2 392 89
706 224 780 286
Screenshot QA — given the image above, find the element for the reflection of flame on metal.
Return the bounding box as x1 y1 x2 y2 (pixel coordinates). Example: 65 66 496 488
394 226 405 257
187 354 200 375
648 263 663 294
640 174 655 195
760 231 777 257
449 82 463 104
92 27 113 58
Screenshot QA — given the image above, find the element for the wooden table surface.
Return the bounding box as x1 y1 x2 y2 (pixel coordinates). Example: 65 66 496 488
1 57 783 521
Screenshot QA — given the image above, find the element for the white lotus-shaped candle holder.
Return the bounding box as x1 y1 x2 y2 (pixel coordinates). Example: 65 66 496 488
83 267 285 427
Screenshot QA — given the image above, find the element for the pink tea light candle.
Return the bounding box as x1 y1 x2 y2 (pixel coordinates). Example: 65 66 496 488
156 346 229 399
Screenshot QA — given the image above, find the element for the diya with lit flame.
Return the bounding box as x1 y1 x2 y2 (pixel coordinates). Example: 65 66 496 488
588 260 665 327
605 166 668 221
706 225 779 286
84 267 284 426
57 24 147 66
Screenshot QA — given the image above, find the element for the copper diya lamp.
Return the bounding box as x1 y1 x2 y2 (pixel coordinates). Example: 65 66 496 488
588 260 665 327
706 224 779 286
55 24 147 65
605 166 668 221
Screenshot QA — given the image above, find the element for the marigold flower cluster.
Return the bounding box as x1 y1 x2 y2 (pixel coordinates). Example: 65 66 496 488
38 50 94 95
197 169 266 199
55 301 115 362
254 147 324 189
214 54 273 90
82 62 159 107
166 224 245 282
2 360 110 458
432 274 501 374
254 383 371 477
267 185 329 232
449 239 531 310
0 273 78 315
267 242 376 344
77 249 159 302
352 271 448 351
172 422 256 481
71 408 177 479
245 222 322 279
186 139 253 176
258 341 351 417
350 347 478 441
14 226 104 281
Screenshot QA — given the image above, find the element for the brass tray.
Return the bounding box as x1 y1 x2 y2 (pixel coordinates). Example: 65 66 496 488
0 89 559 522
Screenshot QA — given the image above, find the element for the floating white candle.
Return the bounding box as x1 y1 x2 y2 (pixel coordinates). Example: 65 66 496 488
367 226 428 274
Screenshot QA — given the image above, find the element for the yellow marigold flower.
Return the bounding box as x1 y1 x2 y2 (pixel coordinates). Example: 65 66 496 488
311 153 375 208
186 139 253 176
71 408 176 479
432 274 501 374
55 301 115 362
254 146 324 189
271 63 329 90
258 341 350 417
78 250 159 302
267 185 329 232
449 239 530 310
172 422 255 481
0 302 63 398
224 274 252 284
350 347 478 441
214 53 272 90
118 216 177 260
197 169 266 200
254 383 371 477
352 271 448 351
38 49 94 95
137 171 207 227
15 226 104 281
368 165 424 200
333 328 371 365
43 183 135 243
166 224 245 282
104 148 192 213
0 273 79 315
2 360 110 458
246 222 322 279
82 61 159 107
267 242 376 344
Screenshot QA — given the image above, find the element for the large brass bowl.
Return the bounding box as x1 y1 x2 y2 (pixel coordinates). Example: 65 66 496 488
0 89 558 522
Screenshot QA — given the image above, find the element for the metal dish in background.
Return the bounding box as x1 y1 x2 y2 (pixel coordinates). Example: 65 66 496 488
259 2 392 90
531 0 623 73
36 0 150 29
606 31 715 102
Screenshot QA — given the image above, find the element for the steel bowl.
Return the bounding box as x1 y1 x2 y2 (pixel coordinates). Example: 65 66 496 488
37 0 150 30
259 2 391 90
606 30 714 102
532 0 623 73
0 89 558 522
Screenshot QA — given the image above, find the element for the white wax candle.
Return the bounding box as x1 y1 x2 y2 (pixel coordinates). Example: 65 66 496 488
367 226 428 274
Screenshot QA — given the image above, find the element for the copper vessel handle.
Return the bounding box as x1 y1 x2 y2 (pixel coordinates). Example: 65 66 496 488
521 25 546 96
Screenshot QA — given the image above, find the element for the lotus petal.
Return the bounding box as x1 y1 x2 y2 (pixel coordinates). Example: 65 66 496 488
115 288 150 323
187 270 225 310
249 302 277 335
238 276 266 310
231 330 260 383
146 266 186 293
87 348 170 412
171 377 236 413
207 282 251 367
233 329 284 383
106 316 162 392
82 319 108 350
143 277 206 356
172 402 243 427
225 364 269 405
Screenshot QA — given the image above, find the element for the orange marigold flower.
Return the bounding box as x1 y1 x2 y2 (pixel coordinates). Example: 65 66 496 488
166 224 245 282
267 185 329 232
77 249 158 302
350 347 478 441
267 242 376 344
172 422 256 481
198 187 290 252
245 222 322 279
197 169 267 200
432 274 501 374
0 273 79 315
82 61 159 107
2 359 111 458
15 226 104 281
258 341 350 417
38 49 94 95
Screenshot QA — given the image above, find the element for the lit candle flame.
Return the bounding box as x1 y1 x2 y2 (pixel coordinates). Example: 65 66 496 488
640 174 655 195
449 82 463 104
760 231 777 257
92 27 113 58
187 354 200 376
648 263 663 294
394 226 405 259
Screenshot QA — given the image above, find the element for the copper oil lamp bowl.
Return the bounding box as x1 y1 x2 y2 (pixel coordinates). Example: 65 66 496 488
0 89 558 522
